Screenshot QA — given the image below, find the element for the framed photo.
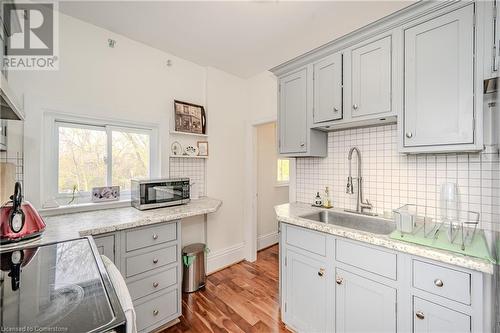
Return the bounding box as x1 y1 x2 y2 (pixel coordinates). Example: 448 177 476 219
92 186 120 202
197 141 209 156
174 100 206 134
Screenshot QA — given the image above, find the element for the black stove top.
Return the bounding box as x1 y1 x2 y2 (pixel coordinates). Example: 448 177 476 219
0 238 126 332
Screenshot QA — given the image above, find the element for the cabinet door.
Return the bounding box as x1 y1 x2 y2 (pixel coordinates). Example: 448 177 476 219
279 69 308 153
413 297 470 333
313 52 342 123
404 5 474 147
351 36 392 118
284 250 333 333
93 235 115 263
336 268 396 333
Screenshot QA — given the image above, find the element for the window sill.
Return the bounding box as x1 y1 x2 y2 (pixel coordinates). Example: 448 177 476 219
275 183 290 188
39 200 132 217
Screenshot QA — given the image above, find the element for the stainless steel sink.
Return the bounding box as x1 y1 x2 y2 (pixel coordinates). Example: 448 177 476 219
300 210 396 235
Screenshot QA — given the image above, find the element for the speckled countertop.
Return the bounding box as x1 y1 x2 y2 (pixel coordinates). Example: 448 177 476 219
34 197 222 244
275 202 496 275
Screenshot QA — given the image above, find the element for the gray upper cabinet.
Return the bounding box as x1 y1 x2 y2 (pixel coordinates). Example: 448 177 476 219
335 268 397 333
350 36 392 118
272 2 489 155
279 69 308 154
313 52 343 123
278 67 327 157
403 4 478 152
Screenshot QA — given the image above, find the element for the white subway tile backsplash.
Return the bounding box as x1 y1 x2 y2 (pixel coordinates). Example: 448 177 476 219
169 157 206 197
296 124 500 230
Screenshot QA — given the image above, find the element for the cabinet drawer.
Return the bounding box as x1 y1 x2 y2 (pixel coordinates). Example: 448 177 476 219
135 289 179 332
128 266 178 300
286 225 327 256
126 223 177 252
413 260 471 305
125 245 177 278
413 297 470 333
336 239 397 280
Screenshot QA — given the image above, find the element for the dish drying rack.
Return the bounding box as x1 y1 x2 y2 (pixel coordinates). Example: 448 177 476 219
393 204 480 251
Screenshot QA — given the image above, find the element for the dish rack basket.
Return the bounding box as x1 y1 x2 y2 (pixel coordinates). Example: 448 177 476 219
393 204 480 251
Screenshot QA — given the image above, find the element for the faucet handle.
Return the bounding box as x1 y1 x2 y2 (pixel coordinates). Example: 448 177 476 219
346 177 354 194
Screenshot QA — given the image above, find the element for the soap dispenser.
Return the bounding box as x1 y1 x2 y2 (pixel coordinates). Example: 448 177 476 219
323 187 333 209
313 192 323 207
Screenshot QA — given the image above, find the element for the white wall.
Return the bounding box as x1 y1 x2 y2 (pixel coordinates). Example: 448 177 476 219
8 12 206 208
256 122 288 250
8 12 251 273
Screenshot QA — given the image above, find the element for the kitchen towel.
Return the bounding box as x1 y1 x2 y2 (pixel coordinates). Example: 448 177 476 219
101 255 137 333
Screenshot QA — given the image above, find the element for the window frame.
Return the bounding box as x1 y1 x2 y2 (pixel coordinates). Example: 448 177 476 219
44 112 159 206
276 158 290 187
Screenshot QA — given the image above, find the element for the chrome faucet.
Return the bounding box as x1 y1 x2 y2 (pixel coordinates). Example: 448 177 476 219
345 147 375 215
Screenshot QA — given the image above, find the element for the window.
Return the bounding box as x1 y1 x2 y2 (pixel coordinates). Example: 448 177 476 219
46 114 158 205
277 158 290 184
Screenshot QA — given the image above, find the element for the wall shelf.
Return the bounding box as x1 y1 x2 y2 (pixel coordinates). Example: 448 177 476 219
170 131 208 138
170 155 208 159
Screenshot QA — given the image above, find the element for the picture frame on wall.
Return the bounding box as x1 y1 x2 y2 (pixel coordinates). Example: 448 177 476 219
197 141 209 156
174 100 206 134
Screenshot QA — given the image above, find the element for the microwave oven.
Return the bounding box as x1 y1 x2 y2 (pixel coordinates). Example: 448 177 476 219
131 178 190 210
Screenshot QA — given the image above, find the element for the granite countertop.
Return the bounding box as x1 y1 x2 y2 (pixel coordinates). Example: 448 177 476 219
37 197 222 244
275 202 496 275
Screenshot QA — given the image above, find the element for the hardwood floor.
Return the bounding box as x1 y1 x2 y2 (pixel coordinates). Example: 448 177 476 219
163 245 289 333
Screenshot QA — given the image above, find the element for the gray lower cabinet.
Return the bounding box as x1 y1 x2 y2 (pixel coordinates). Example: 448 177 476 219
413 297 471 333
284 249 333 333
335 268 396 333
93 234 116 262
280 223 489 333
91 220 182 333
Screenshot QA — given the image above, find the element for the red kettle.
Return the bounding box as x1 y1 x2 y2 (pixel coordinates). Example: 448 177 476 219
0 182 46 244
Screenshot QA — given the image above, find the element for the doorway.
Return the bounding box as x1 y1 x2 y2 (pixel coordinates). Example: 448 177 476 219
256 122 289 250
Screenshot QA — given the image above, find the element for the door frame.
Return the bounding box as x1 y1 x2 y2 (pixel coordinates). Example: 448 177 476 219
244 116 296 262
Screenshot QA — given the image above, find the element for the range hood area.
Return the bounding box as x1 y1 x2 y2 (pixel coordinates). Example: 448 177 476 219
0 73 23 120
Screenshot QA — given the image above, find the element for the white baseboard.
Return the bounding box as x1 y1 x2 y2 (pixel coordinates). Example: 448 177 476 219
257 231 278 250
207 242 245 274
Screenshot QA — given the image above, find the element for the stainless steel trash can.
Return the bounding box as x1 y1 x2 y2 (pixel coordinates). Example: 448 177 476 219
182 243 206 293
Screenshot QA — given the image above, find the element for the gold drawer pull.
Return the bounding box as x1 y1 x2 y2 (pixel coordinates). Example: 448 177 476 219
153 309 159 316
153 282 159 288
153 258 159 264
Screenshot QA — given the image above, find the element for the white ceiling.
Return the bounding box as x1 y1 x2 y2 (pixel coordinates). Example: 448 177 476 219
59 1 414 78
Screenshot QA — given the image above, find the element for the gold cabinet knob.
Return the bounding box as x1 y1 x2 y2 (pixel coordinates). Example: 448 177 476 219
153 258 159 264
152 234 158 240
153 309 159 316
153 282 159 288
336 276 343 285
